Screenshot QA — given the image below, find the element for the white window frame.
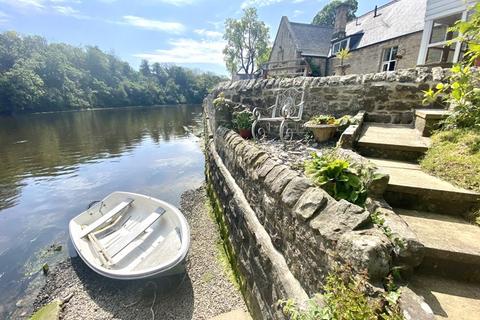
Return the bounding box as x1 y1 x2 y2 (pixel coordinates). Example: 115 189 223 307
331 37 350 55
381 46 398 71
417 10 468 65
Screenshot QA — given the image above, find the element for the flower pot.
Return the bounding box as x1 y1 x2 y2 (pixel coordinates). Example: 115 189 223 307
239 128 252 139
304 124 337 142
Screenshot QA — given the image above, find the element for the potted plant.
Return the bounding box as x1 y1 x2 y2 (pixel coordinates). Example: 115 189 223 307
334 48 351 76
233 110 254 139
303 115 338 142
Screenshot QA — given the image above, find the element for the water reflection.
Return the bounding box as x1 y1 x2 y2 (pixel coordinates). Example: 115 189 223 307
0 105 205 319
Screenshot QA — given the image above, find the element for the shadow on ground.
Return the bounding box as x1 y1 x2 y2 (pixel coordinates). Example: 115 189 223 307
36 257 194 320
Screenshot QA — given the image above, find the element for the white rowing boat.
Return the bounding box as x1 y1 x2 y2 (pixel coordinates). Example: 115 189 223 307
69 192 190 280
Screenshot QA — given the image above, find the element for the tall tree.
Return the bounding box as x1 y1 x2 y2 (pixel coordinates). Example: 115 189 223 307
0 31 226 114
139 59 151 77
312 0 358 26
223 7 270 75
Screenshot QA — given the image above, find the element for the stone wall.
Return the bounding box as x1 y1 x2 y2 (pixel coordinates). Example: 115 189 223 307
205 120 428 318
206 142 309 320
212 67 448 124
327 32 423 76
210 125 400 292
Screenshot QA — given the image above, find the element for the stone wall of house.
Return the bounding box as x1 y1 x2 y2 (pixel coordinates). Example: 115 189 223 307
270 18 300 65
212 67 447 124
327 32 424 76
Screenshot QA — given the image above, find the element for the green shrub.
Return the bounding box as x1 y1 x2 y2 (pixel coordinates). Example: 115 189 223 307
233 110 254 130
279 272 403 320
304 153 367 206
213 92 227 108
423 3 480 130
308 115 337 125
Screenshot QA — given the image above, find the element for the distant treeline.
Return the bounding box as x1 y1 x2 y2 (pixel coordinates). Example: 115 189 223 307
0 31 226 114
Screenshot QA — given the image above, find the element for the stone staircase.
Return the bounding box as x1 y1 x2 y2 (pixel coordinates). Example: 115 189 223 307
355 109 480 319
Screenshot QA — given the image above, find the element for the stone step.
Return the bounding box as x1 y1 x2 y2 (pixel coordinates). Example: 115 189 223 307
397 209 480 282
356 123 430 162
415 108 451 137
408 274 480 319
369 158 480 216
209 309 252 320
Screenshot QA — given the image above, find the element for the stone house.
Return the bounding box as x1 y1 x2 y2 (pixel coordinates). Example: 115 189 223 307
268 17 333 77
267 0 475 77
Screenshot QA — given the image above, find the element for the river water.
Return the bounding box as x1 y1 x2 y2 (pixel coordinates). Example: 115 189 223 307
0 105 205 318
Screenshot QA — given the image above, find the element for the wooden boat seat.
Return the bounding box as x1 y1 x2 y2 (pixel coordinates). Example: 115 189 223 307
89 207 167 267
107 208 165 258
80 198 134 239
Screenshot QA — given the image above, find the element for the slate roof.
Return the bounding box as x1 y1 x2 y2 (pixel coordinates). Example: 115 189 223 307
344 0 427 50
287 20 334 57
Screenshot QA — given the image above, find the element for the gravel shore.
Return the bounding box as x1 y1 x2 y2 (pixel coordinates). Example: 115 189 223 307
31 186 247 320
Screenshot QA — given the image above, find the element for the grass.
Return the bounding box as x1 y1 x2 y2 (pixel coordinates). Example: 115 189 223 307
421 129 480 193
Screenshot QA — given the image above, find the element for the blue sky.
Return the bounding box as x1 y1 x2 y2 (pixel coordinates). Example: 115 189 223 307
0 0 390 75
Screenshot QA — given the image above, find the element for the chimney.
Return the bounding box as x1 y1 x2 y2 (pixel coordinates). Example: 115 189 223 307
333 3 349 40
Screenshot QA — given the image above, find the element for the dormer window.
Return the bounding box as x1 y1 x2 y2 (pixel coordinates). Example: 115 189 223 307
332 38 350 54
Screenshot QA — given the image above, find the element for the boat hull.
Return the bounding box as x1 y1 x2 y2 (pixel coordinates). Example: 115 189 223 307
69 192 190 280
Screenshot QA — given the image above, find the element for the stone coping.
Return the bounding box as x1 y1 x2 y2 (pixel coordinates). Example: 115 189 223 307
214 67 449 94
415 108 451 120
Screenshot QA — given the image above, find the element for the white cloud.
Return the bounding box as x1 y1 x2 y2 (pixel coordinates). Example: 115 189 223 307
0 10 8 23
122 15 185 33
240 0 281 9
52 5 91 19
134 38 225 65
150 0 197 6
241 0 305 9
0 0 45 10
194 28 223 39
293 9 303 17
98 0 197 5
0 0 84 15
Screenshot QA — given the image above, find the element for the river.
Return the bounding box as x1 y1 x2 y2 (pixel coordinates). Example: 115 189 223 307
0 105 205 318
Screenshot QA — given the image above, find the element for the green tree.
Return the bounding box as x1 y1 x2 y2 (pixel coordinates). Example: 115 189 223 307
0 31 225 114
139 59 151 77
223 7 270 75
0 63 45 112
312 0 358 27
257 46 271 68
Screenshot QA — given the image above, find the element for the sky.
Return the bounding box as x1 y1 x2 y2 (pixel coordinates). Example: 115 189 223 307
0 0 391 75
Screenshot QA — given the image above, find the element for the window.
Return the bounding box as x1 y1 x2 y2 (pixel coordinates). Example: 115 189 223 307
381 46 398 71
418 12 466 65
425 13 462 64
332 38 349 54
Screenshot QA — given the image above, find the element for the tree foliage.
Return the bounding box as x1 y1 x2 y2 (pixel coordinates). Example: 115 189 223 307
223 8 270 75
423 3 480 129
0 31 225 114
312 0 358 27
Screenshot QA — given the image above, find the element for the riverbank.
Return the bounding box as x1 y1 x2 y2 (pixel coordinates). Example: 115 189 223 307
26 186 248 320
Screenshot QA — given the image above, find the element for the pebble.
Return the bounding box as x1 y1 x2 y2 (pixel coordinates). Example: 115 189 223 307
30 186 247 320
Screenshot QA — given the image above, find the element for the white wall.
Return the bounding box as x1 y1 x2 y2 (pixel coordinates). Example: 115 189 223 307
426 0 475 20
